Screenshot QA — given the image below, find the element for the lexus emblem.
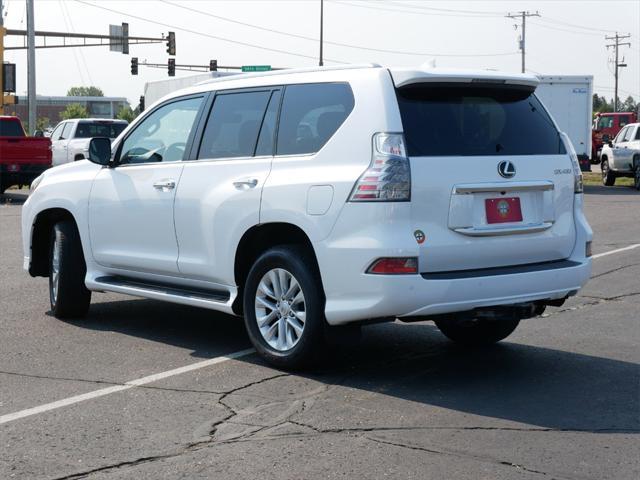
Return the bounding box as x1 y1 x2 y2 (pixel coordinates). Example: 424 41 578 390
498 161 516 178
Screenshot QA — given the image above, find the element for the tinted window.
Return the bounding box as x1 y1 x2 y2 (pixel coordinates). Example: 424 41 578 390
255 90 282 156
620 115 631 127
0 119 24 136
61 122 74 140
276 83 354 155
75 122 127 139
636 127 640 141
397 85 564 156
119 96 203 164
199 90 272 159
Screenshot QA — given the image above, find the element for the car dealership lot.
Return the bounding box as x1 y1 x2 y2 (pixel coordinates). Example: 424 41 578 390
1 187 639 479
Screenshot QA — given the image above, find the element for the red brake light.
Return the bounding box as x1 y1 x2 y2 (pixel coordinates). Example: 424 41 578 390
367 257 418 275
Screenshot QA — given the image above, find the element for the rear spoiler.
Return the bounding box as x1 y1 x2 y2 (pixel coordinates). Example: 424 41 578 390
389 68 539 89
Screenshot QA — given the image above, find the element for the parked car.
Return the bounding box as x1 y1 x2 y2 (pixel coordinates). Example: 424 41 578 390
592 111 638 162
0 116 52 194
600 122 640 188
22 65 593 368
50 118 128 166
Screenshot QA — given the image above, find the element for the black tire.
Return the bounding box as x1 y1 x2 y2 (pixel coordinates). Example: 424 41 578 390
435 317 520 345
243 245 326 369
49 220 91 319
601 158 616 186
633 156 640 191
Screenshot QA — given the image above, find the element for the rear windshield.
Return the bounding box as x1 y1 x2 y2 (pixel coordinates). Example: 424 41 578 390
75 122 127 139
396 85 565 157
0 119 25 137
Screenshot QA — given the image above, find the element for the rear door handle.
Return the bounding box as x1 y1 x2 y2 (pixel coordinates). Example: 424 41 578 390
233 178 258 189
153 179 176 191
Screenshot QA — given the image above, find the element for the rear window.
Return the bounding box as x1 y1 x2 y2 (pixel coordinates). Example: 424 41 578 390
0 119 24 137
75 122 127 139
396 85 565 157
276 83 354 155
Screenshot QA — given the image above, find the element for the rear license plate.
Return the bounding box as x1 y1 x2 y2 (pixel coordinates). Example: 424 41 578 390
485 197 523 224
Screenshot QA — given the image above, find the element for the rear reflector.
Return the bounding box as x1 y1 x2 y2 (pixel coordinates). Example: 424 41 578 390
586 241 592 258
367 257 418 274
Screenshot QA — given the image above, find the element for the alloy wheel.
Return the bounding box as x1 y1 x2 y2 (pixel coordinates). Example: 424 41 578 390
254 268 306 351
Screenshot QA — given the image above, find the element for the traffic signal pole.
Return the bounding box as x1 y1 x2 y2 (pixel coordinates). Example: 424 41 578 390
27 0 36 134
1 0 5 115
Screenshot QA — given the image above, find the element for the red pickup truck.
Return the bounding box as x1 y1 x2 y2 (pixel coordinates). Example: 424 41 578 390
0 116 52 194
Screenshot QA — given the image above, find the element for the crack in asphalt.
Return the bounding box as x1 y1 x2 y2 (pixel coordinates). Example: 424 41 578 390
364 436 575 479
590 262 640 279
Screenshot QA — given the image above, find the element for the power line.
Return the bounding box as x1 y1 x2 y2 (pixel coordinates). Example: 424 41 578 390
539 16 618 34
73 0 348 64
159 0 516 58
528 20 605 38
332 0 505 18
387 1 506 16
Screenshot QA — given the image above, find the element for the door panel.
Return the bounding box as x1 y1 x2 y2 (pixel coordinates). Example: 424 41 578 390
88 95 205 275
88 163 184 274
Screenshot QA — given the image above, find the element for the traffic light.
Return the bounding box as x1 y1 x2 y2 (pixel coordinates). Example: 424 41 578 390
139 95 145 113
166 31 176 56
168 58 175 77
130 57 138 75
209 60 218 72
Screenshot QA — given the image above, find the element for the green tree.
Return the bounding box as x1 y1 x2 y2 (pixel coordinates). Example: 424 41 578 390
36 117 50 131
621 95 637 113
60 103 89 120
116 105 136 123
66 86 104 97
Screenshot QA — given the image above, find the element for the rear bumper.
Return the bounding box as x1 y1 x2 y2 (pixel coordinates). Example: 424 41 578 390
0 163 49 189
318 256 590 325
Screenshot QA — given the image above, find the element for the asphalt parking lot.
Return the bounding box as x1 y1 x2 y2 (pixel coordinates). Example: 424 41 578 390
1 186 639 480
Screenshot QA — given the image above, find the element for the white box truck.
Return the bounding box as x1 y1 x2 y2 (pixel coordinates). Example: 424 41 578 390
143 71 237 108
535 75 593 171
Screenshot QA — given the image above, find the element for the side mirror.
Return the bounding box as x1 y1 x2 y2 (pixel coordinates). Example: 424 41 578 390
608 141 613 148
88 137 112 166
33 130 44 137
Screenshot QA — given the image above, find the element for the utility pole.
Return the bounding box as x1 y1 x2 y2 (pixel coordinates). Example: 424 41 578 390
27 0 36 134
605 32 631 112
506 11 540 73
1 0 5 115
319 0 324 67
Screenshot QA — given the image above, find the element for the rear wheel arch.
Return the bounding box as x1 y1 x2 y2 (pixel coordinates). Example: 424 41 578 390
30 208 79 277
233 223 322 315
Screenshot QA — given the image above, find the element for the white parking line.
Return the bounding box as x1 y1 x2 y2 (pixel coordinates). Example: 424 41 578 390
592 244 640 259
0 348 255 426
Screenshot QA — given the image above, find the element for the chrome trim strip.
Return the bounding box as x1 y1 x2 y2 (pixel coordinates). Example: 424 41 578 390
453 181 554 194
453 222 554 237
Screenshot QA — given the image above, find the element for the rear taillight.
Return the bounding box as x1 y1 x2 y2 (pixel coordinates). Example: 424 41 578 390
367 257 418 274
560 132 583 194
348 133 411 202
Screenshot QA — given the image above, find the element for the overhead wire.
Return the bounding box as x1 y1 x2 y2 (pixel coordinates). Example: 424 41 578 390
61 0 95 86
58 0 87 85
72 0 349 64
159 0 517 57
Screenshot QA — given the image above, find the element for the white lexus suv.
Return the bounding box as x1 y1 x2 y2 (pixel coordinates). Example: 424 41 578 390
22 65 593 368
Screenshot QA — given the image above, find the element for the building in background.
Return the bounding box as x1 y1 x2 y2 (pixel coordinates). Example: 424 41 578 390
8 96 129 127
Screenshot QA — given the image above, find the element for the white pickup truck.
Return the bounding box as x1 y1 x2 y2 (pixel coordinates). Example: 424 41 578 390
50 119 128 167
599 122 640 189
